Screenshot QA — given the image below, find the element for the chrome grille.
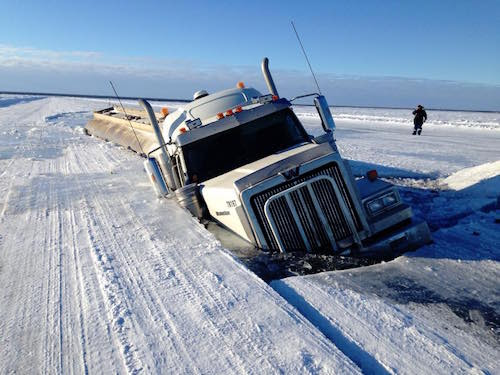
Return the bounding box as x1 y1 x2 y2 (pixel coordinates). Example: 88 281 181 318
251 163 362 252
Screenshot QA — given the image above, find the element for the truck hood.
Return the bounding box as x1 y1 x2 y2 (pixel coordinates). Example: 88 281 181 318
201 142 335 193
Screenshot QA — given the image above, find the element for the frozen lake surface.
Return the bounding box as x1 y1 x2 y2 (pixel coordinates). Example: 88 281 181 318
0 94 498 374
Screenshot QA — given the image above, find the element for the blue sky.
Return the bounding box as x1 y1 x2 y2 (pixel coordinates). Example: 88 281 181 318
1 0 499 110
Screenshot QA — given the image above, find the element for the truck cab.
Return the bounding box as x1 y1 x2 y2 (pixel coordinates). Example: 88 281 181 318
147 75 431 256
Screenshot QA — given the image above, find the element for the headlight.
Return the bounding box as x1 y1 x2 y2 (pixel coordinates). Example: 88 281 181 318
382 194 397 206
367 199 384 214
366 192 399 215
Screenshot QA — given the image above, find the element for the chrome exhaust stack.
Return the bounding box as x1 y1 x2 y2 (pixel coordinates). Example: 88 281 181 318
139 99 178 192
261 57 279 97
144 158 168 197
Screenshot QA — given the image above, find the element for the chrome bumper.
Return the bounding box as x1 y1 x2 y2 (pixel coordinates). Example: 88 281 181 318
360 220 432 256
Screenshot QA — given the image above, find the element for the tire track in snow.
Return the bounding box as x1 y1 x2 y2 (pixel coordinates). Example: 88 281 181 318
0 159 15 179
57 116 141 374
2 98 361 374
110 151 286 372
67 194 129 372
273 280 391 375
41 152 61 374
65 161 137 372
40 136 79 374
70 145 204 373
79 202 139 373
1 114 126 374
0 100 113 372
82 202 201 374
111 211 262 373
0 170 15 220
0 159 52 373
66 141 200 373
58 150 90 375
66 208 90 375
68 141 282 373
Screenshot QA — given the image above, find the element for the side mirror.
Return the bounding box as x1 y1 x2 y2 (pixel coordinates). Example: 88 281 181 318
314 95 336 134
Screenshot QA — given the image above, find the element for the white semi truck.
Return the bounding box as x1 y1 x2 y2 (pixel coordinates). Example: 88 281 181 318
86 58 431 256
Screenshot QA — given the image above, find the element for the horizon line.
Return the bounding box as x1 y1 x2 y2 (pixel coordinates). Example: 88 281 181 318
1 90 499 114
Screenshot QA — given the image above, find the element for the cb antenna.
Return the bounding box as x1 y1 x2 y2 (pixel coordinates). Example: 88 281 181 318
109 81 145 156
291 20 322 95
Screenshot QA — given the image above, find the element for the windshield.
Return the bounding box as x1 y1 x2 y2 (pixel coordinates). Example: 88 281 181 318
182 108 310 182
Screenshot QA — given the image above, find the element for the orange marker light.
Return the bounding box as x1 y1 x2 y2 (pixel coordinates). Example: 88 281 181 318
216 112 224 119
179 127 187 134
237 81 245 89
225 109 234 116
234 105 243 113
161 107 169 117
367 169 378 181
272 95 279 101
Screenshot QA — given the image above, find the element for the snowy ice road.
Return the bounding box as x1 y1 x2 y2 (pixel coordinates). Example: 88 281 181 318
0 95 499 374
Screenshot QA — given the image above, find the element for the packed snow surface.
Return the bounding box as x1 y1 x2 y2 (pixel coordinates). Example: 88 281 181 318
0 95 358 374
0 94 499 374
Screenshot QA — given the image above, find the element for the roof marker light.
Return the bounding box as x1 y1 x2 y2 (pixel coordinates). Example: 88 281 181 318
217 112 224 119
272 95 279 101
161 107 169 117
367 169 378 181
234 105 243 113
255 94 273 104
179 127 187 134
225 109 234 116
237 81 245 89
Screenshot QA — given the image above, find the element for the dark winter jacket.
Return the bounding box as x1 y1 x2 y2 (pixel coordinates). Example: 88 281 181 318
412 108 427 126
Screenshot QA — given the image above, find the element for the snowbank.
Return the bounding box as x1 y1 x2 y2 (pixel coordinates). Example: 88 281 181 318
441 160 500 194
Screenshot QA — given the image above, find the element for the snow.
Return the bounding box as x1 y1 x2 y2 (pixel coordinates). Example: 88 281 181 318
273 107 500 373
0 94 499 374
441 160 500 192
302 106 500 131
296 106 500 177
272 209 500 374
0 95 358 374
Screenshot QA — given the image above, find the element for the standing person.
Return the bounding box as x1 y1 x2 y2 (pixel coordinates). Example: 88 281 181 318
412 105 427 135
